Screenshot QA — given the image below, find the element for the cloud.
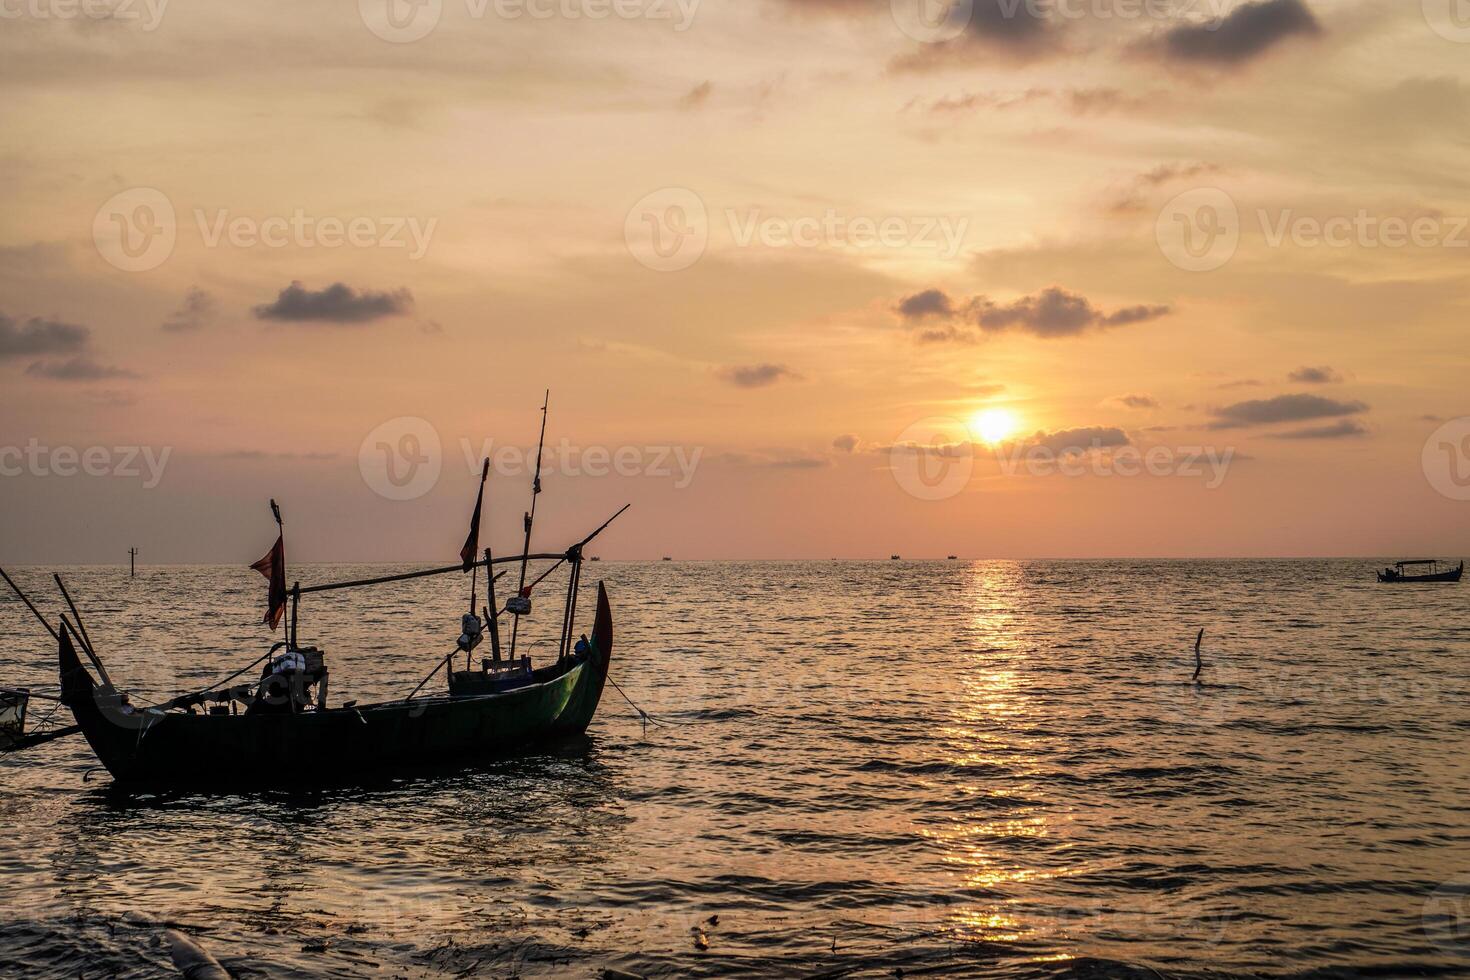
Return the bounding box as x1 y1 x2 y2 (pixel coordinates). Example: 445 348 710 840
895 288 956 320
1287 365 1343 384
1114 394 1159 409
1111 162 1222 213
679 81 713 109
0 313 89 358
1 311 136 383
713 450 831 469
770 455 831 469
833 433 860 453
1267 419 1369 440
1209 393 1367 429
1151 0 1322 66
973 288 1170 337
25 356 138 382
1025 426 1132 456
253 281 414 324
890 0 1067 68
161 287 217 333
718 363 795 388
914 87 1153 116
897 286 1170 341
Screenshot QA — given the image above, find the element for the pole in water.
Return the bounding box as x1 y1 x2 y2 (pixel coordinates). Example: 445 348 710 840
1192 629 1205 683
128 547 137 578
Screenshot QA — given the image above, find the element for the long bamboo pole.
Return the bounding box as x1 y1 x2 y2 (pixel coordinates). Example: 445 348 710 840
299 563 525 596
510 391 551 659
0 567 59 642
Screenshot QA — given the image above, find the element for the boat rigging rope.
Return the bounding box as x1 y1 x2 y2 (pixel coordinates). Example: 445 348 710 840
604 674 691 731
140 648 277 709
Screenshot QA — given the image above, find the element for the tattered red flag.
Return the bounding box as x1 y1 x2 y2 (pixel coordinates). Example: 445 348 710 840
460 459 490 572
251 534 287 631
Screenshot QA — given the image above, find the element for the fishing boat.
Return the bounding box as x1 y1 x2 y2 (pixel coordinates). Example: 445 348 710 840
1376 559 1464 583
4 394 631 788
0 689 28 750
53 581 613 786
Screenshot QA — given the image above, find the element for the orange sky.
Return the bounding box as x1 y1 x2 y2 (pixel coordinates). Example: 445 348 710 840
1 0 1468 562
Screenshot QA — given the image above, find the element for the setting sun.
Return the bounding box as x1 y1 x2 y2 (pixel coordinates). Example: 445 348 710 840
969 409 1020 446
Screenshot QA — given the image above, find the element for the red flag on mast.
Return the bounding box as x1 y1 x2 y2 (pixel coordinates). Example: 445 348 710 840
460 459 490 572
251 499 288 631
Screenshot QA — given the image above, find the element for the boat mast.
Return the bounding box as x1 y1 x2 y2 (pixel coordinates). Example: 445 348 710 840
509 390 549 660
465 458 490 616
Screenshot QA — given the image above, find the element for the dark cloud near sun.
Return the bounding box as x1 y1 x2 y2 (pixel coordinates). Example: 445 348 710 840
1027 426 1132 455
897 286 1170 341
1287 365 1343 384
1149 0 1321 67
895 288 955 320
833 433 860 453
0 313 88 358
161 287 218 333
1267 419 1369 440
1209 393 1367 429
1115 394 1159 409
718 363 796 388
1 311 135 382
778 0 1066 67
25 356 138 382
890 0 1066 69
253 281 414 324
914 87 1154 116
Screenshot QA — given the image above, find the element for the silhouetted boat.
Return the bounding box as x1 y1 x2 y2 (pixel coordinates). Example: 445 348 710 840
6 395 631 788
1377 559 1463 583
58 584 613 787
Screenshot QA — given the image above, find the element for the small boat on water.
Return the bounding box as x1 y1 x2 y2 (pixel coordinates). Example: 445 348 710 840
4 395 631 789
1377 559 1464 583
0 689 27 750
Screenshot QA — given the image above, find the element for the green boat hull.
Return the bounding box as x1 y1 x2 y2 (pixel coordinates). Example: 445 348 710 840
59 583 614 788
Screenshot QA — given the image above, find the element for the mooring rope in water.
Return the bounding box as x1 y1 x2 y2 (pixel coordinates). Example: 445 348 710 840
605 674 693 730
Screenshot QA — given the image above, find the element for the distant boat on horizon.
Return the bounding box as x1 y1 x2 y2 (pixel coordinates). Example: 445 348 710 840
890 555 901 561
1377 559 1463 583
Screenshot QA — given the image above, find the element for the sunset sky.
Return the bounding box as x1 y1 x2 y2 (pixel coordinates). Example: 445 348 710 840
2 0 1468 563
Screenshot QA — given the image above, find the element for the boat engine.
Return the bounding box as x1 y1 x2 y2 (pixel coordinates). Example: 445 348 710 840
457 613 484 653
